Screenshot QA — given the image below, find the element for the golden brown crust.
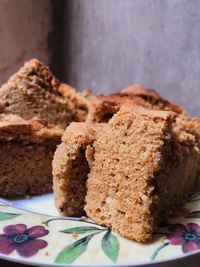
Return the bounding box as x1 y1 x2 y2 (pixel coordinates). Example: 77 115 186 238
86 93 151 122
9 59 60 95
0 114 63 143
87 85 183 123
121 84 183 113
119 103 176 121
62 122 106 144
152 98 183 113
94 93 149 107
121 84 161 99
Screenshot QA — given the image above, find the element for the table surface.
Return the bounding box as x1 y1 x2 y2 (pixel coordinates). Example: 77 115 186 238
0 259 34 266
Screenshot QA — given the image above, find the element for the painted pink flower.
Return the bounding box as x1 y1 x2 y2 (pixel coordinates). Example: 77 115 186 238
166 223 200 253
0 224 49 257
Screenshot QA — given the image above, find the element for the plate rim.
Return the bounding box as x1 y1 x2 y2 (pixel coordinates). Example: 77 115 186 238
0 198 200 266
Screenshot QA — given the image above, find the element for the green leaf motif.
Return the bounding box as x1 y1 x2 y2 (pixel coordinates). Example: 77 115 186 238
60 226 101 234
0 212 20 221
185 211 200 218
44 218 67 227
55 233 95 263
150 242 170 260
102 230 119 262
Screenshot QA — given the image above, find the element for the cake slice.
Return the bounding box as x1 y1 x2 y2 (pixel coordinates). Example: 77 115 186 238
0 114 63 197
52 122 105 216
0 59 90 128
85 104 200 242
0 59 94 198
87 84 182 123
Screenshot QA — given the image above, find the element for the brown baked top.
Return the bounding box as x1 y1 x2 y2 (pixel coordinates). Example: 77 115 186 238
62 122 106 144
93 93 150 107
0 114 63 143
121 84 183 114
121 84 161 99
119 103 176 121
7 59 61 95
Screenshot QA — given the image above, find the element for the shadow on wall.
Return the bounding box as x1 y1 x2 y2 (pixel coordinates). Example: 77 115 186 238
53 0 200 117
0 0 53 86
0 0 199 116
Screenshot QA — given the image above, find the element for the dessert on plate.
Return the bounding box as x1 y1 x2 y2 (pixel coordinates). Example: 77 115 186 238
0 59 92 197
85 104 200 242
1 58 200 243
53 88 200 242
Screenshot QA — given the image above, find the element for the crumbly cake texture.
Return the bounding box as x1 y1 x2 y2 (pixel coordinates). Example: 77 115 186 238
0 114 63 197
53 122 105 216
87 84 183 123
0 59 90 128
58 84 93 122
85 104 200 242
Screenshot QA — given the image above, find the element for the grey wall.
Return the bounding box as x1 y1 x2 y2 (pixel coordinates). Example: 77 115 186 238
0 0 52 85
0 0 199 117
59 0 200 117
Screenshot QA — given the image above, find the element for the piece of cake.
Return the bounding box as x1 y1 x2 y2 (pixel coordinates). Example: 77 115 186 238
52 122 105 216
85 104 200 242
0 59 95 198
87 84 182 123
0 59 90 128
0 114 63 197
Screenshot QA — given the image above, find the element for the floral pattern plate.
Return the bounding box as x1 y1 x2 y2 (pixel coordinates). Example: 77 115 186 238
0 193 200 267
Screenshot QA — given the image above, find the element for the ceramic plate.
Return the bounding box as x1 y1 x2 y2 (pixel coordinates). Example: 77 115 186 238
0 193 200 267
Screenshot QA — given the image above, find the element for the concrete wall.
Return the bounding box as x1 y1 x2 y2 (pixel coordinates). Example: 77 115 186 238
0 0 52 85
0 0 199 117
60 0 200 117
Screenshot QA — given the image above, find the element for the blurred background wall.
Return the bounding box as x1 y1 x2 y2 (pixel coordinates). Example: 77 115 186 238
0 0 200 116
0 0 52 84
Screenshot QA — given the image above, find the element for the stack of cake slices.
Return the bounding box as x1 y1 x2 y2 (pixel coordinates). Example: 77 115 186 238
0 59 91 197
0 59 199 243
53 85 200 242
